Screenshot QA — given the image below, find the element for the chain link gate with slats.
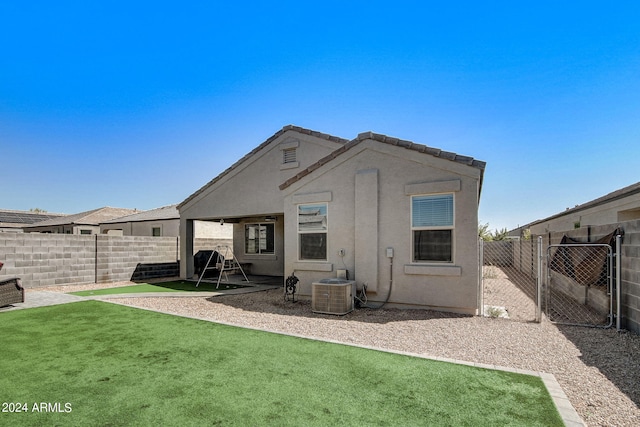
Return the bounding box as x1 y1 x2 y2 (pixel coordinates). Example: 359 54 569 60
480 239 539 322
545 243 614 327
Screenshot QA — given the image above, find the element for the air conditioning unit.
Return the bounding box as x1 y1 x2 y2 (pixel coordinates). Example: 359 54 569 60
311 279 355 315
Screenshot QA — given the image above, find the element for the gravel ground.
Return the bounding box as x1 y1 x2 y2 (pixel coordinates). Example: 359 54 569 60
42 283 640 426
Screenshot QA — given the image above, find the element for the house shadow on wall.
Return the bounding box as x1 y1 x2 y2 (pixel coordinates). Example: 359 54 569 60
130 262 180 282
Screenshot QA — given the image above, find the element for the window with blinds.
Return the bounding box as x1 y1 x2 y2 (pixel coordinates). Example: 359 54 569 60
411 194 454 262
298 203 327 260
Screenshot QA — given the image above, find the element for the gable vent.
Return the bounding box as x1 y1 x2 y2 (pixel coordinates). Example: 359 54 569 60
283 148 297 164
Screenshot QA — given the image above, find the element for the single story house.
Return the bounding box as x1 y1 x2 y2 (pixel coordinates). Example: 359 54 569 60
100 204 233 239
178 125 485 314
22 207 138 234
515 181 640 236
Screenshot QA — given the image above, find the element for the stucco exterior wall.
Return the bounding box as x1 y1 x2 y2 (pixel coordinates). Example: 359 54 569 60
101 219 180 236
25 224 100 234
179 130 344 278
529 191 640 235
282 139 482 314
180 132 342 221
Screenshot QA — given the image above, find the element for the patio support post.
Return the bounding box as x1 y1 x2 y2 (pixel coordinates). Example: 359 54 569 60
180 218 194 279
536 236 542 323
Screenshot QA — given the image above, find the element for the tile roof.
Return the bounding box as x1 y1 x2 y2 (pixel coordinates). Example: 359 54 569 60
279 131 486 191
23 207 138 228
522 181 640 229
102 205 179 223
177 125 349 209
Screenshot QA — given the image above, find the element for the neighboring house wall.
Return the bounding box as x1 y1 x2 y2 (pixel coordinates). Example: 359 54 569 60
194 221 233 239
528 183 640 235
101 218 233 239
281 138 482 314
26 224 100 234
101 219 180 237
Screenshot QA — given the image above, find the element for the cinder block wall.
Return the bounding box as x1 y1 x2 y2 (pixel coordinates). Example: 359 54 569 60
619 220 640 333
95 236 179 283
0 234 179 288
0 234 97 287
0 234 235 288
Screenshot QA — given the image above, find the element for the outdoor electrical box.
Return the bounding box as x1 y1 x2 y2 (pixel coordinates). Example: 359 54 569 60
386 247 394 258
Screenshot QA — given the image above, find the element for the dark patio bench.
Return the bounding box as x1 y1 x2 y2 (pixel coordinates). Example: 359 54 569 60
0 261 24 307
0 277 25 307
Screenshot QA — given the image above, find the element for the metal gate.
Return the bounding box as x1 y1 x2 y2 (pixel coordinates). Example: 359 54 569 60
480 239 540 322
545 242 616 327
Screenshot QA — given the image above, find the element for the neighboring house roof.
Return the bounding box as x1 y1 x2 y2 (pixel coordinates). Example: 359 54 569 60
24 207 138 228
519 181 640 230
178 125 350 209
0 209 67 227
279 131 486 194
102 205 179 224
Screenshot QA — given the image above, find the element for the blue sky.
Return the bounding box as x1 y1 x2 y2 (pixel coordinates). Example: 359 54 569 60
2 1 639 232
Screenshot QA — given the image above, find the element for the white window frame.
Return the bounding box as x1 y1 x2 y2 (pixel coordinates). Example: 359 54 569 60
411 193 454 263
244 223 275 255
297 203 328 261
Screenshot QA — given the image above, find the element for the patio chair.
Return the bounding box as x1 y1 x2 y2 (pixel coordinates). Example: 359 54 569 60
0 277 25 307
0 261 24 307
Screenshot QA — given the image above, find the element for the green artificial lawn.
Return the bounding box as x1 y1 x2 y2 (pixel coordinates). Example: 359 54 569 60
0 301 563 426
69 280 246 296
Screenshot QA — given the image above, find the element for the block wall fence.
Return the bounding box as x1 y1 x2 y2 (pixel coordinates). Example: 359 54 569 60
0 234 230 288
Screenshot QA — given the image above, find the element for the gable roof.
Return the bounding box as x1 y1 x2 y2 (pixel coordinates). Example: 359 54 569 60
279 131 486 193
177 125 349 210
102 205 179 224
521 181 640 230
23 207 138 228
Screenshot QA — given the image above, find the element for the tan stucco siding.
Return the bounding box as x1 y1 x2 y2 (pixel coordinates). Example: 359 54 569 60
179 131 343 220
529 194 640 235
179 129 345 278
101 219 180 237
282 140 481 314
